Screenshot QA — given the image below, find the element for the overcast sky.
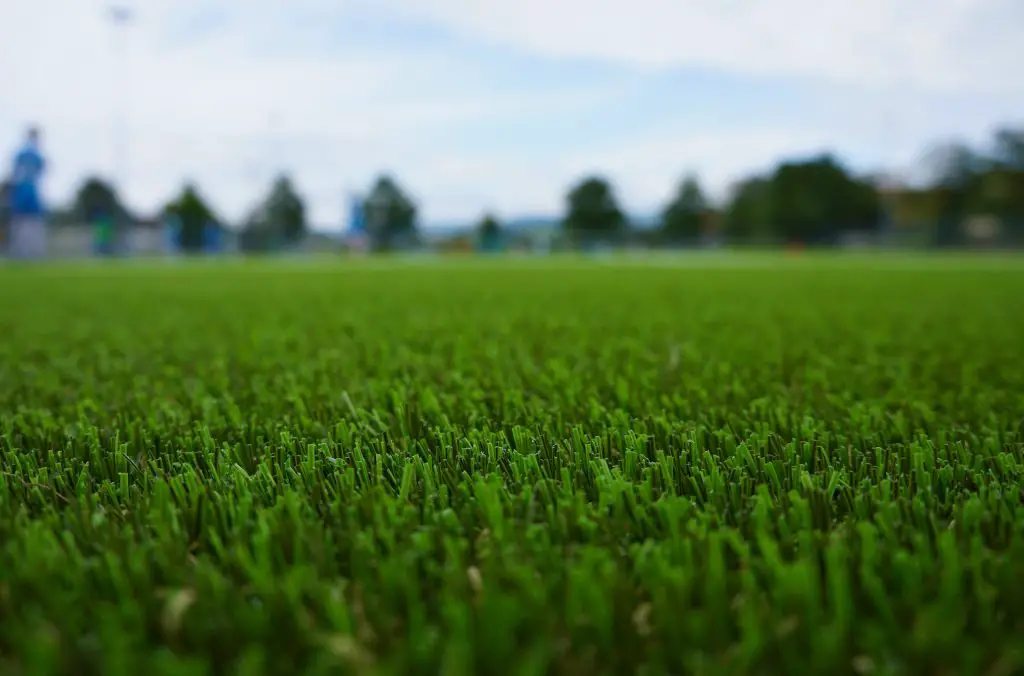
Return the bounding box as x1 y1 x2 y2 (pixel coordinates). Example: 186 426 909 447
2 0 1021 229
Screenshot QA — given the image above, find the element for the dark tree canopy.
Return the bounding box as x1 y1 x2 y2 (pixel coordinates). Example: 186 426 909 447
164 183 217 253
765 155 882 243
265 175 307 244
724 176 773 242
476 213 503 252
240 174 308 251
477 213 501 239
364 174 418 252
72 177 131 224
993 128 1024 171
562 176 626 240
661 174 707 242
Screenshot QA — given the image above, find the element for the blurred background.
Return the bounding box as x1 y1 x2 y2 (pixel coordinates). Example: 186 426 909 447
1 0 1022 258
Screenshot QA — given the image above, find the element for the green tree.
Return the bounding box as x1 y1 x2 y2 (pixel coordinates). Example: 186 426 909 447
164 183 216 253
265 175 306 244
724 176 774 242
923 142 984 247
72 176 130 224
974 129 1024 241
238 211 274 253
766 155 881 244
476 213 503 251
660 174 707 243
241 175 308 251
993 128 1024 171
363 174 418 252
562 176 626 245
766 161 821 243
477 213 501 239
844 179 884 231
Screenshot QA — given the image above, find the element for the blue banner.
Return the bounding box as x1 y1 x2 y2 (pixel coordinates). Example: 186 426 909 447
348 195 366 235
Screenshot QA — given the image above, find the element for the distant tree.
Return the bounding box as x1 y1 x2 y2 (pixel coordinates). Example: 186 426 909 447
476 212 503 251
241 174 307 251
72 176 130 224
766 154 881 244
265 175 307 243
923 142 986 191
724 176 774 242
164 183 216 253
970 166 1024 213
974 129 1024 241
562 176 626 244
477 213 501 239
660 174 707 243
846 178 885 231
238 211 274 252
922 142 986 247
363 174 418 252
993 128 1024 171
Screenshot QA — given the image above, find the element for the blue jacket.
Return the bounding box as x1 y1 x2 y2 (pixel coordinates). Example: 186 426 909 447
9 142 45 216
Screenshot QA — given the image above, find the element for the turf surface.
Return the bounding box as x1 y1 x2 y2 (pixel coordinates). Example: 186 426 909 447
1 254 1023 675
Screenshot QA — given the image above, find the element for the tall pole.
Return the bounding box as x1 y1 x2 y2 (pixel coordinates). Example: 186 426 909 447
268 112 283 186
108 6 132 218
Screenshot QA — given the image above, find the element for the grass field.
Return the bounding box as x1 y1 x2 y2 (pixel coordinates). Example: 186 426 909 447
1 254 1023 675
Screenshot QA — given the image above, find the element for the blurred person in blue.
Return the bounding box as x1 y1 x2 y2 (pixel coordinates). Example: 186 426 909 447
0 181 11 252
347 194 367 253
91 206 116 257
8 126 48 259
202 220 221 254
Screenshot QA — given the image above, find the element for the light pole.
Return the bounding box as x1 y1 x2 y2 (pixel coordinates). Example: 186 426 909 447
108 5 132 217
346 190 368 253
268 112 282 183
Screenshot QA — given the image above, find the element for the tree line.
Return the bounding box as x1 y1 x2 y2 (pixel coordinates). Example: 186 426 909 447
554 126 1024 249
4 126 1022 252
15 175 310 254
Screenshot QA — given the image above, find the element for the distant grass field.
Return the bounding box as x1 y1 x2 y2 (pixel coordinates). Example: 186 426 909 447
1 253 1023 675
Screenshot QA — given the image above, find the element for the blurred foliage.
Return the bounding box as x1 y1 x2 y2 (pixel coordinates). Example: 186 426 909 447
476 213 503 252
563 176 626 245
364 174 418 252
660 174 708 244
71 176 132 225
241 175 307 252
163 183 217 253
21 125 1024 251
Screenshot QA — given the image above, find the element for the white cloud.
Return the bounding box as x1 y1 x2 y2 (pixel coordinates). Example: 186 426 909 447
1 0 1021 229
387 99 1024 222
381 0 1021 93
0 0 615 225
403 128 838 221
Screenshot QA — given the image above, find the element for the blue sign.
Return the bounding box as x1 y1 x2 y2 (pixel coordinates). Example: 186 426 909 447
203 221 222 253
348 195 366 235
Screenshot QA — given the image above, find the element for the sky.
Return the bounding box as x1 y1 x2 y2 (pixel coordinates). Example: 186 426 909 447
1 0 1021 230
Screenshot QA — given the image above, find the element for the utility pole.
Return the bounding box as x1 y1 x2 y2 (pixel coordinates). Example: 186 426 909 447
108 5 133 215
268 112 282 185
